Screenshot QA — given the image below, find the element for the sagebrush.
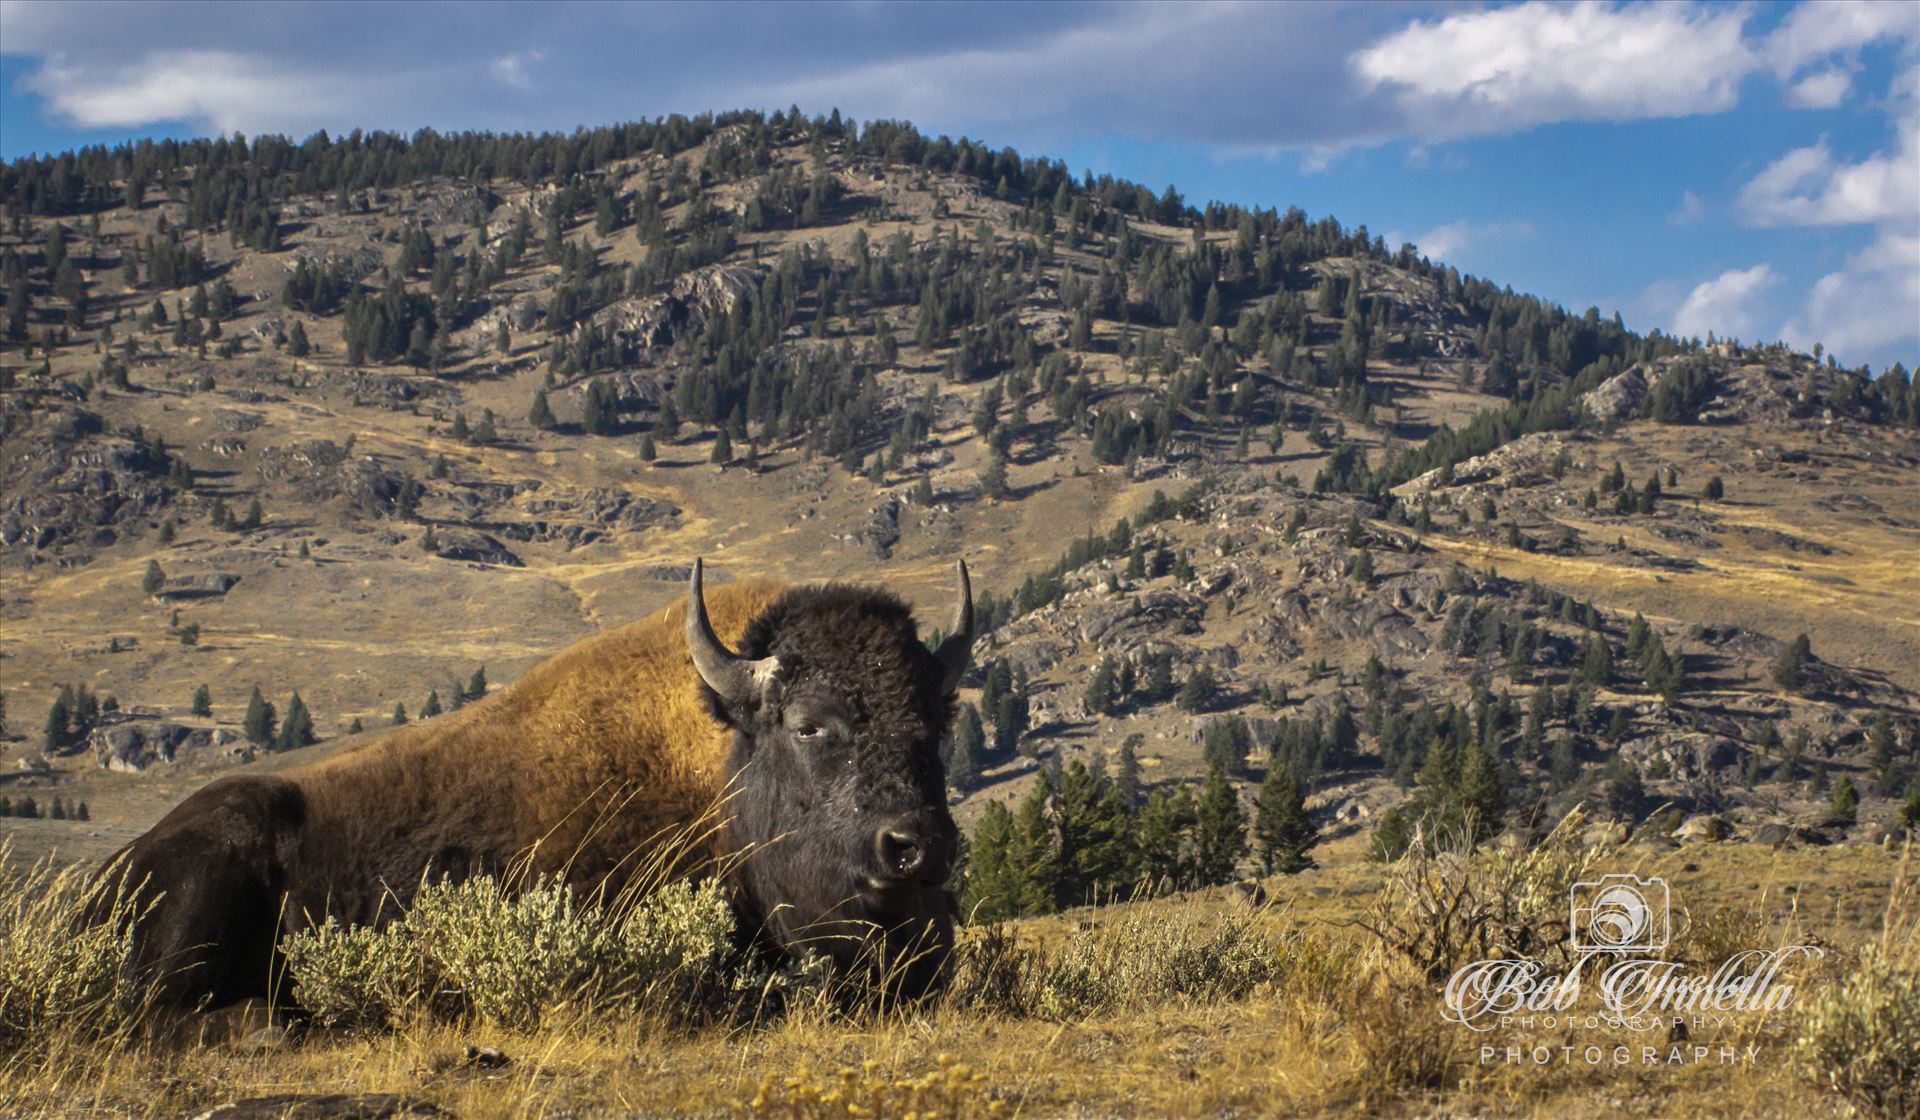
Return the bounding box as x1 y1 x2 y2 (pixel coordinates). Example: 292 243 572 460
281 872 733 1030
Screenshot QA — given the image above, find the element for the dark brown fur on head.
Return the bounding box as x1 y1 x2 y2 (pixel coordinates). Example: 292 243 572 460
702 584 961 995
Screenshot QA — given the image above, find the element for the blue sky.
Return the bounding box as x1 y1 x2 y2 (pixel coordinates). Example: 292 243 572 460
2 0 1915 371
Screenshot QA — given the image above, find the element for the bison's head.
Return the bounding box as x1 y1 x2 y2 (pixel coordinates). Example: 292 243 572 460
687 559 972 998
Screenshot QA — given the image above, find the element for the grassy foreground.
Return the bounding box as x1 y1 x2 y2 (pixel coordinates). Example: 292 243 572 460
2 827 1915 1119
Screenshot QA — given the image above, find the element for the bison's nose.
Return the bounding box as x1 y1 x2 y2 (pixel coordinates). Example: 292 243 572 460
872 815 950 885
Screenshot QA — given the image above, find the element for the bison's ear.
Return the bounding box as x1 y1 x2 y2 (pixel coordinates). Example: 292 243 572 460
687 558 782 719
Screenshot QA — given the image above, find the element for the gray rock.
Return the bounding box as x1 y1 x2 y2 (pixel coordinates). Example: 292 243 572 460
1581 822 1629 848
1582 364 1650 423
92 718 245 771
430 529 522 567
159 572 241 600
1674 815 1733 843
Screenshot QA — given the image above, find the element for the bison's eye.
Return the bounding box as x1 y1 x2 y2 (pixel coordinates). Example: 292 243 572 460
793 722 823 741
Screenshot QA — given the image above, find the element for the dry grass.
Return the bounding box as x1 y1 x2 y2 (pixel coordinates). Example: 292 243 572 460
0 839 1911 1117
1792 846 1920 1120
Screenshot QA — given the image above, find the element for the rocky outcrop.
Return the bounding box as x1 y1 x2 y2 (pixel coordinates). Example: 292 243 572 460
493 487 680 548
157 572 241 601
91 718 247 772
257 440 413 516
429 528 522 567
1582 364 1649 423
0 407 177 553
847 499 900 559
580 263 765 354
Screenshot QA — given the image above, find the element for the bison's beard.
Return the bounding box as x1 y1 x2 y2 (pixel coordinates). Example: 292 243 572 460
738 841 956 1000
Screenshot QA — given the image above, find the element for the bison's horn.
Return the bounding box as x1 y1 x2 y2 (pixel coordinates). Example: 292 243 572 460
686 558 777 707
933 559 975 694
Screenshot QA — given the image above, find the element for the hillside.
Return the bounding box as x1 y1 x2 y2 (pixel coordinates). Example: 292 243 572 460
1 109 1917 881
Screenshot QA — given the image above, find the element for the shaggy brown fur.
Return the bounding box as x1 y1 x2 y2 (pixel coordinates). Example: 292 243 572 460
289 578 788 916
109 580 791 1011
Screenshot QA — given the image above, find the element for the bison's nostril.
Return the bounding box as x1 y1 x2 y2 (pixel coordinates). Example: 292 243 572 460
876 828 925 879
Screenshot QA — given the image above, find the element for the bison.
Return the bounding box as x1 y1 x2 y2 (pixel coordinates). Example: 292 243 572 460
107 559 974 1014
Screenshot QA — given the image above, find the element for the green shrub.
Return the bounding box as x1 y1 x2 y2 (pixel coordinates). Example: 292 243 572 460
1795 945 1920 1119
282 873 733 1031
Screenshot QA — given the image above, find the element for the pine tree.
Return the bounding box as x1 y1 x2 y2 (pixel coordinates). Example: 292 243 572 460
1193 764 1246 885
1602 758 1647 823
710 426 733 464
1581 635 1615 687
287 320 310 357
1367 805 1414 862
1084 655 1118 716
1703 475 1724 500
466 666 488 701
472 409 497 445
274 692 315 751
978 451 1009 499
348 718 364 735
142 559 166 596
1005 782 1060 915
639 434 658 462
1136 788 1197 891
1831 775 1859 823
1458 740 1507 842
43 688 71 752
1253 762 1316 873
392 702 408 725
528 390 556 431
1115 734 1142 809
1203 716 1251 777
1773 634 1812 691
1869 711 1896 784
242 686 277 746
240 496 264 531
949 703 985 789
190 683 212 716
421 690 442 718
1177 666 1215 712
960 801 1018 922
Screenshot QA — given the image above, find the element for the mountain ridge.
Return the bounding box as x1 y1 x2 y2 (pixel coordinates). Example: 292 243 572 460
0 108 1915 872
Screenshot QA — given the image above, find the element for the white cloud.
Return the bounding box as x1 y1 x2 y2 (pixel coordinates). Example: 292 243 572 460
489 50 543 92
1737 122 1920 227
1404 144 1468 171
1764 0 1915 81
20 49 350 134
1351 1 1755 138
1781 228 1920 359
1672 264 1781 342
1404 219 1535 264
1668 190 1707 226
1787 67 1855 109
